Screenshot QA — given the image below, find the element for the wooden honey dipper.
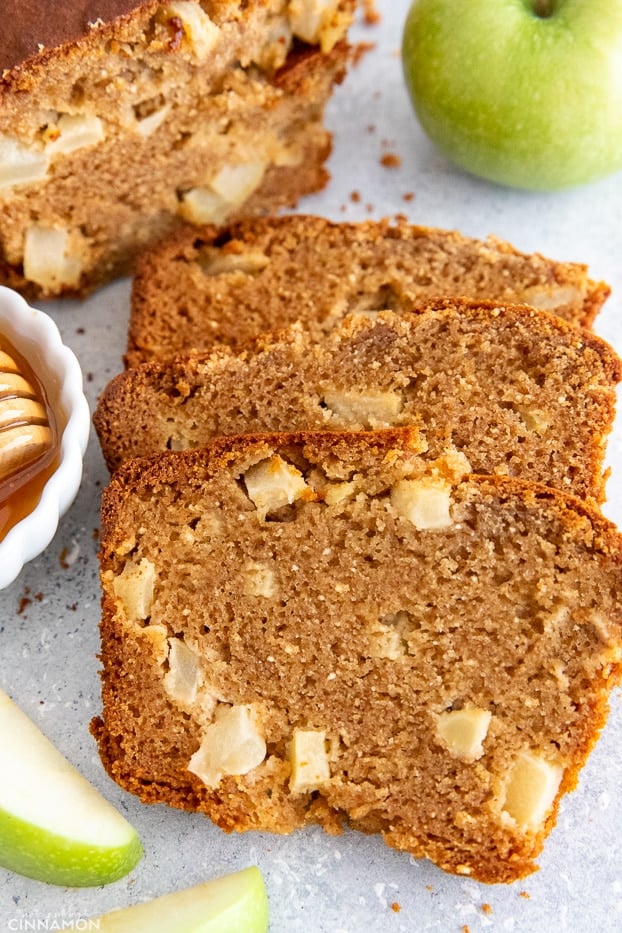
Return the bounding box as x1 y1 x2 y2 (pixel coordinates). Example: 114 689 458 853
0 347 54 480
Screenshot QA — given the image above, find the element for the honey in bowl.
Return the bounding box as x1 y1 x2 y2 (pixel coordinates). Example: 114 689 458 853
0 335 59 542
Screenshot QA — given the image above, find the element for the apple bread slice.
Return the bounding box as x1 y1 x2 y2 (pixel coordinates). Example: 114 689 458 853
93 428 622 884
126 213 609 364
94 301 621 501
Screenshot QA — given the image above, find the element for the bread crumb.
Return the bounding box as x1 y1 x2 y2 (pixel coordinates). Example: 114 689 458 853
18 594 32 615
350 191 361 203
482 903 493 915
352 42 375 66
391 901 401 913
381 153 401 169
362 0 381 24
403 192 415 202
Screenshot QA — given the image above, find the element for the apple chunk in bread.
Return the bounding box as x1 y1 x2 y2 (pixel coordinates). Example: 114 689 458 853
92 866 269 932
0 688 142 886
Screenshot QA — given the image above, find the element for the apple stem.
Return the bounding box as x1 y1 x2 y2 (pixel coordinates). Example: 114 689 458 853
533 0 555 16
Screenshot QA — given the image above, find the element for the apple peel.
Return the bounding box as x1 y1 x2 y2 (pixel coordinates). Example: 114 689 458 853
92 866 270 932
0 688 142 886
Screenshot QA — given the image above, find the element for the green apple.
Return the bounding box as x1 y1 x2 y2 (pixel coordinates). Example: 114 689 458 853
92 867 269 932
402 0 622 190
0 688 142 886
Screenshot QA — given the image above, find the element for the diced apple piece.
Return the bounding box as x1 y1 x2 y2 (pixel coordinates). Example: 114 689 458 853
179 187 232 225
164 637 201 705
289 729 330 793
0 135 49 190
436 707 492 762
22 226 82 291
0 689 142 886
519 407 551 434
242 561 278 598
324 480 356 506
209 162 267 206
112 558 156 621
391 477 453 530
134 102 171 137
188 705 266 788
243 455 310 517
165 2 220 60
179 163 266 225
368 624 404 660
289 0 347 51
199 247 270 276
501 751 563 829
521 284 583 313
92 866 269 932
323 387 403 427
45 113 105 156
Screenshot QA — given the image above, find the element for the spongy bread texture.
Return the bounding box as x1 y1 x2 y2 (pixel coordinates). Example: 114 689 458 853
93 428 622 884
126 214 610 364
94 301 621 501
0 2 354 297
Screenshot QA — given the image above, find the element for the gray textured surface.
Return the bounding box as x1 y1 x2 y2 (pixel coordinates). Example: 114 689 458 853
1 3 622 930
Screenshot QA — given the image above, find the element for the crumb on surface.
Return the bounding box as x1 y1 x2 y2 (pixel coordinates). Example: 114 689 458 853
17 595 32 615
352 41 375 66
362 0 381 25
391 901 401 913
381 153 401 169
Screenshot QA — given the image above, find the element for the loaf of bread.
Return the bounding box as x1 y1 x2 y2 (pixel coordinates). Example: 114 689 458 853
0 2 354 297
126 214 610 364
94 301 621 501
93 428 622 884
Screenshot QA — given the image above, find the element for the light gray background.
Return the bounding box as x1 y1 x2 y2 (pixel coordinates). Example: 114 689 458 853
2 2 622 930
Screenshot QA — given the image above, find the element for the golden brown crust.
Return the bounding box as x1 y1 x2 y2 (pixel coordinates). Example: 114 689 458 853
127 215 610 365
0 2 158 91
94 429 622 884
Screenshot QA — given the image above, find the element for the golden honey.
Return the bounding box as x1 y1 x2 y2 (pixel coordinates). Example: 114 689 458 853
0 336 59 542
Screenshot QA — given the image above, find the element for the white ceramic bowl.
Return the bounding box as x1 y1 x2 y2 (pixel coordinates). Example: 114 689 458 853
0 286 90 589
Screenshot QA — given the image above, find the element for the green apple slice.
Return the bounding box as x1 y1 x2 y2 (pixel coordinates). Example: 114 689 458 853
93 867 269 932
0 688 142 886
